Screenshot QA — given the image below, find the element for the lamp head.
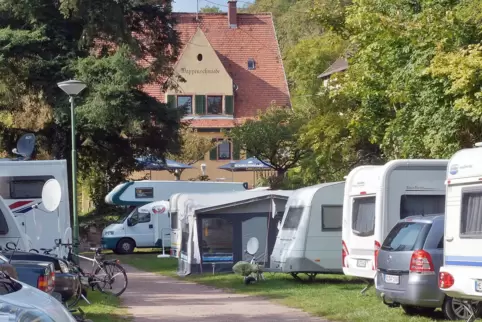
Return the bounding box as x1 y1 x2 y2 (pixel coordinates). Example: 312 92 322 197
57 79 87 96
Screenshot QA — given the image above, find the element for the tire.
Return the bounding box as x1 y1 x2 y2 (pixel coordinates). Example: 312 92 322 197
401 305 435 316
443 297 482 320
244 276 256 285
94 262 128 297
116 238 135 254
65 280 82 308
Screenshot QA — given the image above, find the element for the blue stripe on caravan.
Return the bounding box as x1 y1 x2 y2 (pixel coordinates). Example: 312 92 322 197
446 256 482 267
14 206 34 214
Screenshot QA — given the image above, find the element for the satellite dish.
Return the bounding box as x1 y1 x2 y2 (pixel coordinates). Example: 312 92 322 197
246 237 259 255
16 133 36 159
41 179 62 212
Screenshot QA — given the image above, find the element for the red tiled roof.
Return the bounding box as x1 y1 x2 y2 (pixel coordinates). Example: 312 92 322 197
143 11 291 125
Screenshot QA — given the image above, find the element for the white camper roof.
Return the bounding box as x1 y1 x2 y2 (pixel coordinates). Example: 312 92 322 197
447 146 482 182
287 182 344 207
345 165 383 196
178 190 292 221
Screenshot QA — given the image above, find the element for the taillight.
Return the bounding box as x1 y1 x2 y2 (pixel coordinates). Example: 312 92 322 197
439 272 455 288
38 272 55 293
374 240 381 270
410 250 435 275
49 272 56 292
342 240 349 267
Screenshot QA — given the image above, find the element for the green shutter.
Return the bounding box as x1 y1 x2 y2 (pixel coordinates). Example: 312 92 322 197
195 95 206 114
167 95 176 108
233 140 240 160
224 95 234 115
210 139 218 160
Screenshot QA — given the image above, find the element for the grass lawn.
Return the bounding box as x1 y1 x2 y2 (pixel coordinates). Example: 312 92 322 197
77 290 131 322
115 252 447 322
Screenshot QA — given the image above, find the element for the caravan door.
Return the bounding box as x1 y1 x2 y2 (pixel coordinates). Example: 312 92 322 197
127 208 154 247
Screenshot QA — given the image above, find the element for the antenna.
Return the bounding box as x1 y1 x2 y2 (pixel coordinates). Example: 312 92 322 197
196 0 199 21
13 133 36 160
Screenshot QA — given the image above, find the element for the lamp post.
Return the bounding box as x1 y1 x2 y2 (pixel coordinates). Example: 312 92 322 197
57 80 87 259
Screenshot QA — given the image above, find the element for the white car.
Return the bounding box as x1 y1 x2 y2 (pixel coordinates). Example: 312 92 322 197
0 258 76 321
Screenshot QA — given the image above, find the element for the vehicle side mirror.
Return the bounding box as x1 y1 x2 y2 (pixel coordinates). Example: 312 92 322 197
127 218 136 227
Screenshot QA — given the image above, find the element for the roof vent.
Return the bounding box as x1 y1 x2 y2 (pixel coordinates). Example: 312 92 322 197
475 142 482 148
248 58 256 70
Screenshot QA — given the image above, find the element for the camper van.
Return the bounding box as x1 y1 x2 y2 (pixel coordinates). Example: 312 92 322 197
0 160 71 252
102 200 171 254
343 160 448 280
439 144 482 302
0 196 31 251
270 182 345 280
103 181 248 254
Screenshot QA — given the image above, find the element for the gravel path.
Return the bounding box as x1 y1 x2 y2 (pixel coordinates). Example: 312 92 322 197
121 264 328 322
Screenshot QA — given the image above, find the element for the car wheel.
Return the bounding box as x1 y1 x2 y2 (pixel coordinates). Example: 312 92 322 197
443 297 481 320
401 305 435 316
116 239 135 254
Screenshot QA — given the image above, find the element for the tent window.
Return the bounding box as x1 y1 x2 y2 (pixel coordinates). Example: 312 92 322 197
180 221 189 255
170 212 178 229
352 196 376 237
0 208 8 235
400 195 445 219
461 190 482 237
322 205 342 231
282 207 304 229
201 218 233 262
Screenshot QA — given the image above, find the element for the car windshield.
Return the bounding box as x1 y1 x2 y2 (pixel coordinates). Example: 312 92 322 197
381 221 431 252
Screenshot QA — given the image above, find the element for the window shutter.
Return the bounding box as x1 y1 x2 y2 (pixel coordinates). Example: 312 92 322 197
167 95 176 109
210 139 218 160
233 140 241 160
224 95 234 115
195 95 206 114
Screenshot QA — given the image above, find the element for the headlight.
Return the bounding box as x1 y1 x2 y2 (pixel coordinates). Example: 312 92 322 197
104 231 114 236
58 260 69 274
0 302 54 322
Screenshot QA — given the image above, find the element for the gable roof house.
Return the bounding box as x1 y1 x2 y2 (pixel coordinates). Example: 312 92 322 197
318 57 348 89
136 1 290 184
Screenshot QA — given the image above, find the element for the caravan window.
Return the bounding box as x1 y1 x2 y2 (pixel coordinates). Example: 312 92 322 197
201 218 233 262
180 221 189 255
352 196 376 237
170 212 178 229
400 195 445 219
3 176 54 199
0 208 8 235
282 207 304 229
460 190 482 237
322 205 342 231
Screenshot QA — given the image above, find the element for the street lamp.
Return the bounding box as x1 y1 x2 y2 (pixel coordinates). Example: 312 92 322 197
57 79 87 259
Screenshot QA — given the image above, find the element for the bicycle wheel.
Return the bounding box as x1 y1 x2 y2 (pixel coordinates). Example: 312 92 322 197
94 262 128 297
65 279 82 308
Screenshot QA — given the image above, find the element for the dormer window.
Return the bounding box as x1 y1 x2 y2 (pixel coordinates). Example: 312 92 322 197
247 58 256 70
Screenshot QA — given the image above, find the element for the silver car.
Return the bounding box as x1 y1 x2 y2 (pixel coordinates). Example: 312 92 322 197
376 215 479 320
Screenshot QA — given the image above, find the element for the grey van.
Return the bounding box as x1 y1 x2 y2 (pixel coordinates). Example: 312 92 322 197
376 215 479 320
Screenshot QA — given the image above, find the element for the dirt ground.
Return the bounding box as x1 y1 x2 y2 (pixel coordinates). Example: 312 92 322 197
122 264 328 322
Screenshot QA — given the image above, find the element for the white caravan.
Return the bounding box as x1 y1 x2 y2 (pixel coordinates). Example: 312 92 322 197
0 196 31 251
343 160 448 280
0 160 71 252
270 182 345 279
439 143 482 301
102 181 248 254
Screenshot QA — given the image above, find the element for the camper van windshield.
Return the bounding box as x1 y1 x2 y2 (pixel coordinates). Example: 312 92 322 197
400 195 445 219
117 206 137 224
282 207 304 229
352 196 376 237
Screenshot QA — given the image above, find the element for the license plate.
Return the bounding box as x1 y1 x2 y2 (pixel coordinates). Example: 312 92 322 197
475 280 482 292
384 274 400 284
357 259 367 267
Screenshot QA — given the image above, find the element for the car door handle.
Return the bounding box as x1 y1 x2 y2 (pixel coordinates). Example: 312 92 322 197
446 236 454 242
149 224 153 229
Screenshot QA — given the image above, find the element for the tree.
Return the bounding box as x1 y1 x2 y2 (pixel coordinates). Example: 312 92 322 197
200 6 222 13
227 107 309 187
0 1 183 213
166 127 215 180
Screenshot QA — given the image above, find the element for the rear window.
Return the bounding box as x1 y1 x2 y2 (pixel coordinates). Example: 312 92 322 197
400 195 445 219
282 207 304 229
461 190 482 237
352 196 376 237
381 222 431 252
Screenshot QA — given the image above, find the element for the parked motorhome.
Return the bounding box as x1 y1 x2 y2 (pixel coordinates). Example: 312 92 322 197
0 160 71 253
101 200 171 254
0 196 31 251
176 190 291 276
343 160 448 280
270 182 345 280
439 144 482 302
103 181 248 254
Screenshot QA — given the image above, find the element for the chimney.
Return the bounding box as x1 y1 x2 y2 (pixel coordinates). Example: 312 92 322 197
228 1 237 28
